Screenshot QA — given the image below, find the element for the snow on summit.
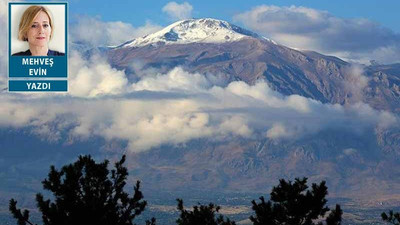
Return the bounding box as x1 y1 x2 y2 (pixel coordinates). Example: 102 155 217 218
119 18 263 48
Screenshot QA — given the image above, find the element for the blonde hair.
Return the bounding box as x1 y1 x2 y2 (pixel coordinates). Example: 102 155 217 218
18 5 54 41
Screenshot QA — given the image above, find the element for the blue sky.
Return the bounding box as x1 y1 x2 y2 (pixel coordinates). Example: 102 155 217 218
67 0 400 32
62 0 400 64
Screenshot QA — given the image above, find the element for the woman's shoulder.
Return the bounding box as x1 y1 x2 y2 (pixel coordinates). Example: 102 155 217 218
48 50 65 56
12 49 65 56
12 50 31 56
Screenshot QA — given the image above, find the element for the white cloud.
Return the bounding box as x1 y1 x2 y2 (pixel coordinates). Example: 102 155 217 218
0 58 397 152
132 67 214 92
162 1 193 21
234 5 400 64
341 64 370 103
68 51 129 97
267 123 293 139
70 16 162 47
218 116 253 138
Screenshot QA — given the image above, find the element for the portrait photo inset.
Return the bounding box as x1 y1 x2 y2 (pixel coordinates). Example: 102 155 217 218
10 4 66 56
8 2 68 91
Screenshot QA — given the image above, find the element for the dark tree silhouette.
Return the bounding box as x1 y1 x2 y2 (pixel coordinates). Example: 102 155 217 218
176 199 236 225
325 204 343 225
250 177 342 225
9 155 153 225
382 210 400 225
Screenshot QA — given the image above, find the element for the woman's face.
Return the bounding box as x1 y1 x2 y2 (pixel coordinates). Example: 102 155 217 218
26 11 51 48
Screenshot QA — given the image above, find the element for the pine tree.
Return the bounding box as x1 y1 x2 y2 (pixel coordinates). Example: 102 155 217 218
382 210 400 225
176 199 236 225
9 155 153 225
249 177 342 225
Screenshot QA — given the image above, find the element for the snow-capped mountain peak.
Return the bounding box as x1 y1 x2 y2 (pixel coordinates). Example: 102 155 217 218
119 18 265 48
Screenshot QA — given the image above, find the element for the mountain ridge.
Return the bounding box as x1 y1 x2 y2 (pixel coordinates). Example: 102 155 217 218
116 18 275 48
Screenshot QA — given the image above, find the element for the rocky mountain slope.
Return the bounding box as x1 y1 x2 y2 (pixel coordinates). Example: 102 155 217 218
107 19 400 113
100 19 400 203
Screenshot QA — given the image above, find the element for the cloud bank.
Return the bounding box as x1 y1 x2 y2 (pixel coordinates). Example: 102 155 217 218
0 50 397 152
234 5 400 64
162 1 193 21
0 3 398 153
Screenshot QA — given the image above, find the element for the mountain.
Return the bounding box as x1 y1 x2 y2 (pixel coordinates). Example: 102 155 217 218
116 18 265 48
107 19 400 113
104 18 400 200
